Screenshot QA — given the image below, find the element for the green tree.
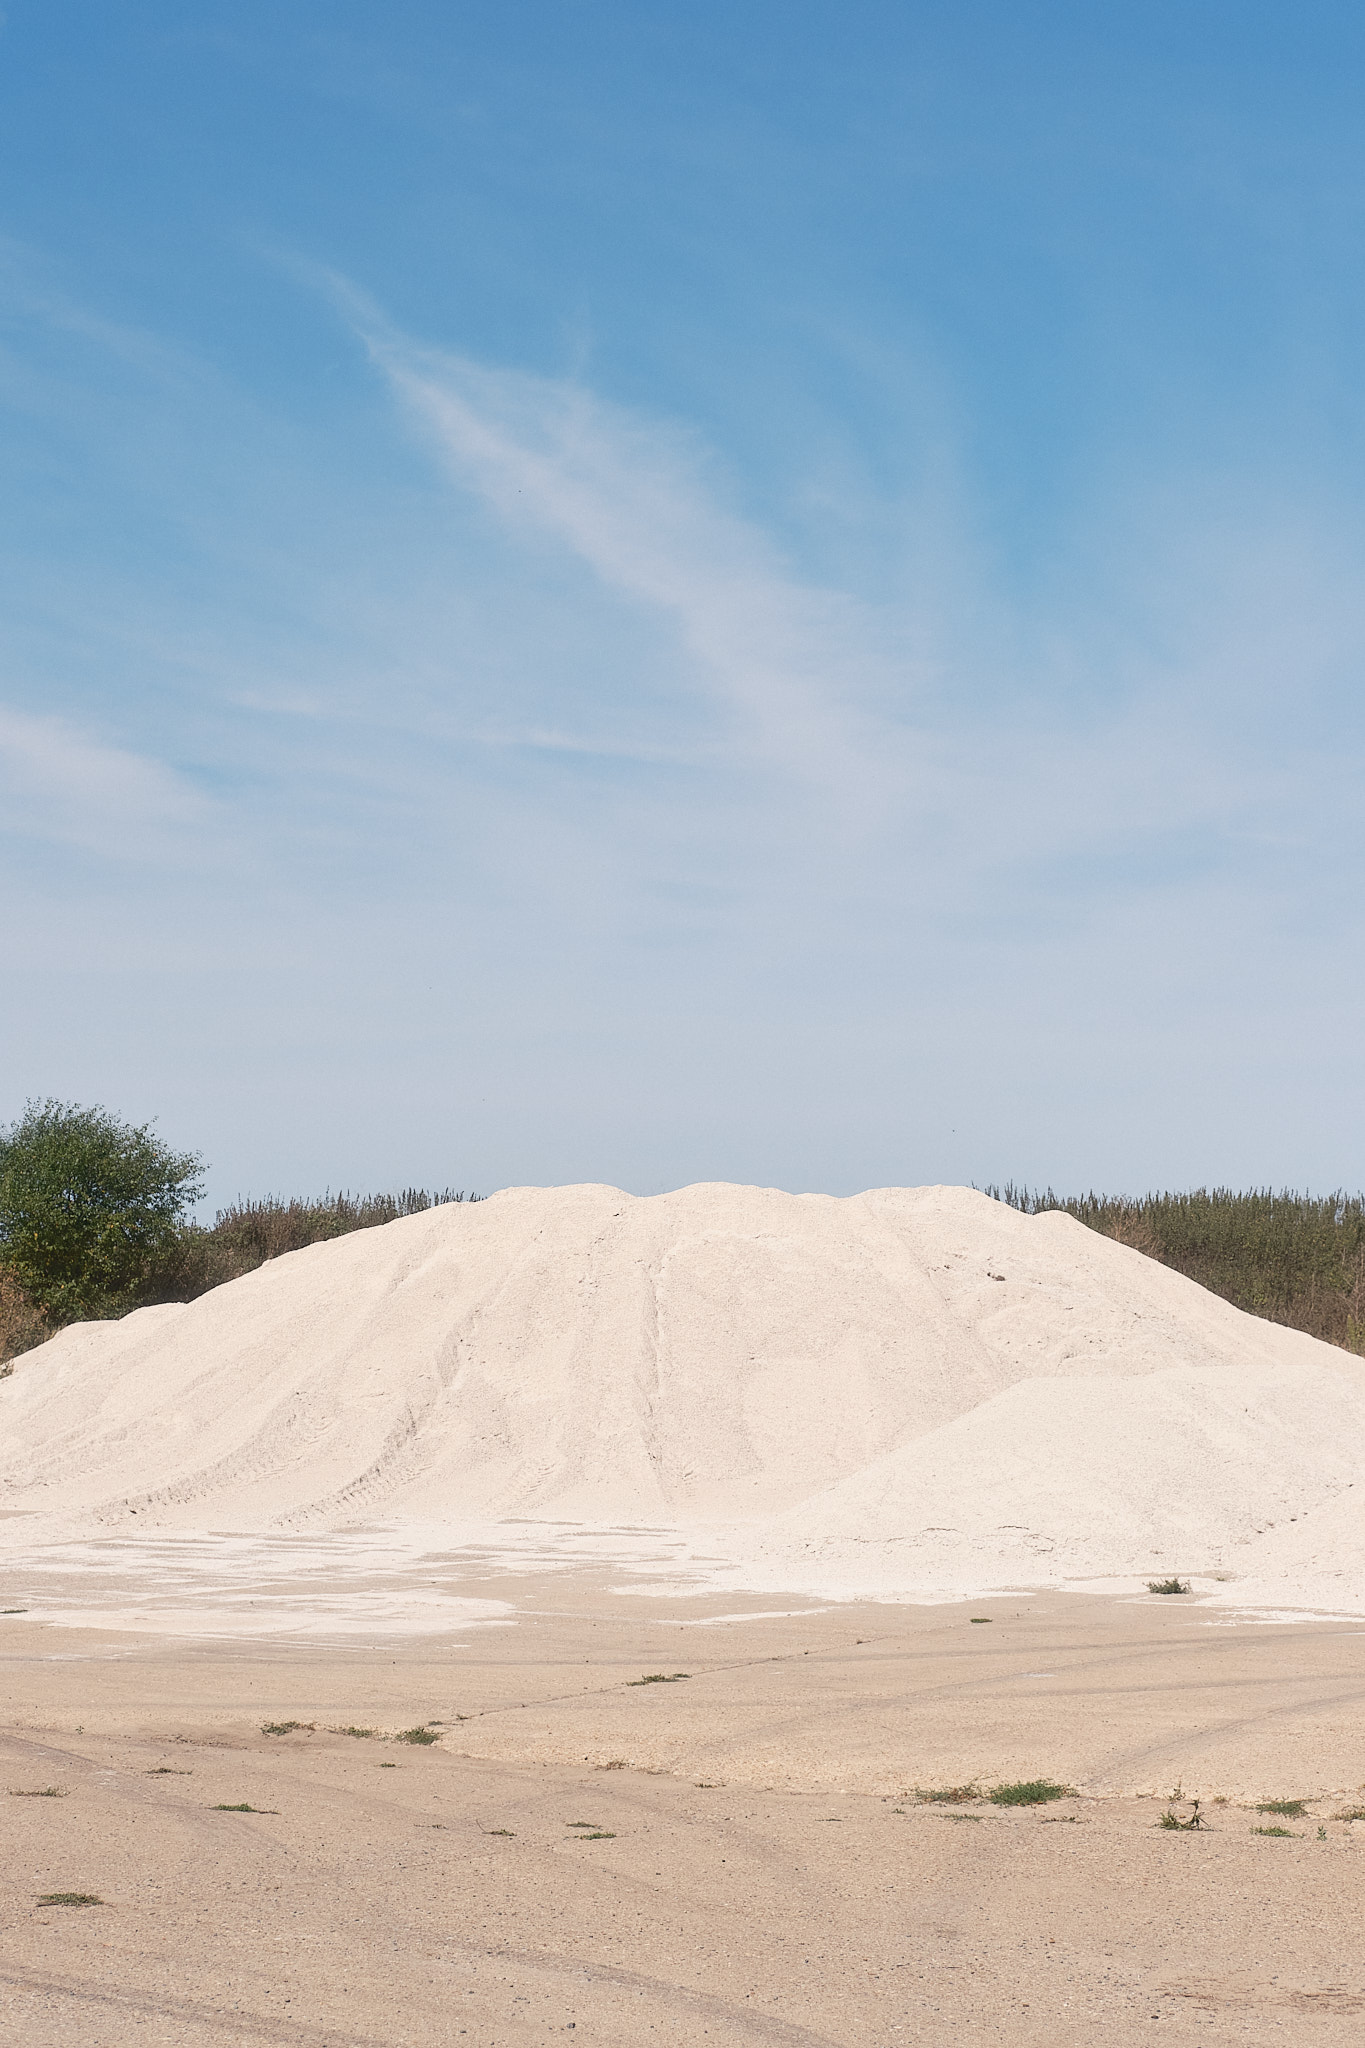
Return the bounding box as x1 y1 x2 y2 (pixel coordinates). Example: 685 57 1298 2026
0 1101 204 1324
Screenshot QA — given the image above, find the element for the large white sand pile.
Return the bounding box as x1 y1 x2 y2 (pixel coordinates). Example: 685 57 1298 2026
3 1183 1364 1612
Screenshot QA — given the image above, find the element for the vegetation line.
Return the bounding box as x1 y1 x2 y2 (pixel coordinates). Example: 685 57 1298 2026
985 1183 1365 1357
0 1099 481 1364
3 1099 1360 1364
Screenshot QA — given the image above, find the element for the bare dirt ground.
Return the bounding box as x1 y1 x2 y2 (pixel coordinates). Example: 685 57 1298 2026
3 1572 1365 2047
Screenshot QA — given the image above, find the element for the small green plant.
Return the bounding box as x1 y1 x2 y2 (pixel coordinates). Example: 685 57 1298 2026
485 1827 515 1837
1334 1805 1365 1821
378 1761 396 1768
578 1831 616 1839
9 1786 67 1798
36 1892 103 1907
333 1725 378 1738
261 1720 312 1736
989 1780 1072 1807
913 1784 982 1804
1256 1798 1308 1816
211 1802 277 1813
566 1820 601 1829
1 1607 28 1614
146 1767 191 1775
395 1726 440 1745
627 1673 690 1685
1147 1578 1192 1595
1158 1802 1205 1830
1252 1824 1298 1837
1318 1825 1328 1839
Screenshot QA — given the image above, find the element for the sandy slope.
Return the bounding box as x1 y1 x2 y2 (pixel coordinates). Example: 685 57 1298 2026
5 1189 1365 2047
3 1182 1363 1610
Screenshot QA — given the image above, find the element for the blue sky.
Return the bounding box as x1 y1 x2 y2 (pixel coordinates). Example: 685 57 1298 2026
2 2 1363 1205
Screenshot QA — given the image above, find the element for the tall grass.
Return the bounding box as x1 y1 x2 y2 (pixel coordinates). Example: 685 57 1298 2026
144 1189 482 1302
987 1185 1365 1356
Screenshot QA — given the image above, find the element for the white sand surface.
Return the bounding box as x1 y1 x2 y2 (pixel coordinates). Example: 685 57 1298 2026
2 1182 1363 1618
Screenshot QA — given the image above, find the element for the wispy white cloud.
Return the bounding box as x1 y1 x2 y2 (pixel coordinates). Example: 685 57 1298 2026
335 291 1365 908
490 725 702 765
343 303 912 808
0 236 212 391
0 706 211 858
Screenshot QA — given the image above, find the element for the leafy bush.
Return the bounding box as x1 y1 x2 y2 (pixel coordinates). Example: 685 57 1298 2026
0 1101 203 1324
0 1269 53 1371
1 1151 481 1362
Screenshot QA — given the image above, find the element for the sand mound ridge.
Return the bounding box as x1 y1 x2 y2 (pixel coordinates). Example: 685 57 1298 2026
3 1183 1363 1608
